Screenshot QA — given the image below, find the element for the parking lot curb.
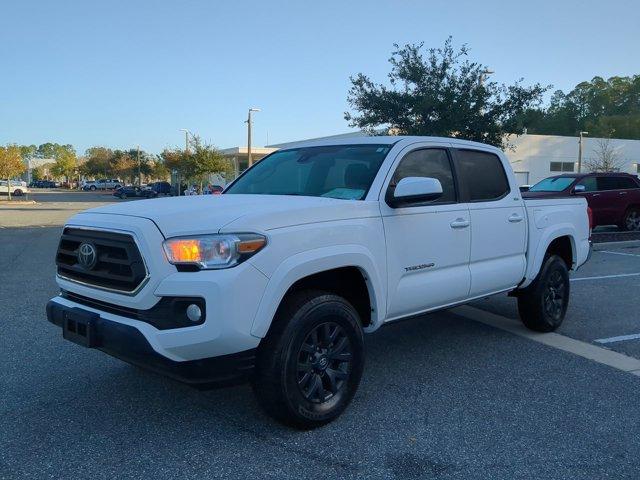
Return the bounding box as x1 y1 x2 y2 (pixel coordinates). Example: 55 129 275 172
592 240 640 251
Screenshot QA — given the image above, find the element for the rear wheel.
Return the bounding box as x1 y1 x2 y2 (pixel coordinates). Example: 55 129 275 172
622 208 640 231
251 290 364 429
517 255 570 332
13 189 23 196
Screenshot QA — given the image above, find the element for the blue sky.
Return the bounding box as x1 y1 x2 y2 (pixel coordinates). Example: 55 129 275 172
1 0 638 154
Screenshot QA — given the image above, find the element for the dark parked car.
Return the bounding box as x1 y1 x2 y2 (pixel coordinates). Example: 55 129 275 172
29 180 58 188
525 172 640 230
113 185 145 199
143 181 172 197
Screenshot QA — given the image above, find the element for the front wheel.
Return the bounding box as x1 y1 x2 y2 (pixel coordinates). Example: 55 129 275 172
89 185 96 191
517 255 570 332
13 189 23 196
251 290 364 429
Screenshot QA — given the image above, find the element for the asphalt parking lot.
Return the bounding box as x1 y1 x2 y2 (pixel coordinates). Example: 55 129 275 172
2 192 640 479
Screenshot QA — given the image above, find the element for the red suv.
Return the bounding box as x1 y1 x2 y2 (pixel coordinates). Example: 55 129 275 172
525 173 640 231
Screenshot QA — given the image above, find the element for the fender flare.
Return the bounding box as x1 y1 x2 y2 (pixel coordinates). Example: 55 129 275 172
521 223 577 288
250 245 386 338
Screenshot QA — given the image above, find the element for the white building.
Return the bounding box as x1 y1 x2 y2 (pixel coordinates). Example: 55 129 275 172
506 134 640 186
223 132 640 186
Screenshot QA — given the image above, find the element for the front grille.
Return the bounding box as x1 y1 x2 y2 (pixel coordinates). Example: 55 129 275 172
56 228 148 293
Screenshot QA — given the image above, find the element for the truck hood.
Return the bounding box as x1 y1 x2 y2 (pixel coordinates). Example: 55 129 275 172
78 194 380 237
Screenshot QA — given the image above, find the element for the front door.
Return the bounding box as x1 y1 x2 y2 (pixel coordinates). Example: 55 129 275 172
381 146 471 320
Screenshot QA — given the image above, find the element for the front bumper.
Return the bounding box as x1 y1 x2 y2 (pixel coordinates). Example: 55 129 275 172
46 300 256 388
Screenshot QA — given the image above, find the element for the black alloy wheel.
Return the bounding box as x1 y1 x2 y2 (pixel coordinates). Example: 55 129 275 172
543 269 566 322
296 322 352 404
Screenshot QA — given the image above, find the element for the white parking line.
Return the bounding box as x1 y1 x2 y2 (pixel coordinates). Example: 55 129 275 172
595 333 640 344
453 305 640 377
599 250 640 258
571 272 640 282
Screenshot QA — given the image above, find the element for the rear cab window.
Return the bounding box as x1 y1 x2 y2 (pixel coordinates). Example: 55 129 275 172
455 149 510 202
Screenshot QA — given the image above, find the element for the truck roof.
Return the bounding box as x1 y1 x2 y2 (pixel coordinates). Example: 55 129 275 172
276 135 502 152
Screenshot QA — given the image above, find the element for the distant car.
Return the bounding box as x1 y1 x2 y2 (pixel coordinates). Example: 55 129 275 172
83 179 123 191
35 180 58 188
113 186 145 199
525 172 640 230
143 181 172 198
0 181 29 196
210 184 224 195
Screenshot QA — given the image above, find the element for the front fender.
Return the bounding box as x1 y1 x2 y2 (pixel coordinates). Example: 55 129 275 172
249 245 386 338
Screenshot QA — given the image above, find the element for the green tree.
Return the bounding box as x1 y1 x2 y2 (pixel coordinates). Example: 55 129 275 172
36 143 75 160
190 136 233 189
51 150 77 185
345 38 549 149
521 75 640 139
81 147 114 178
0 145 27 200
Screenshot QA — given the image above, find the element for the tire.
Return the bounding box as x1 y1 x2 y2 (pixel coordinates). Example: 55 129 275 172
120 193 127 199
90 185 96 191
13 189 23 196
251 290 365 429
517 255 570 332
622 208 640 231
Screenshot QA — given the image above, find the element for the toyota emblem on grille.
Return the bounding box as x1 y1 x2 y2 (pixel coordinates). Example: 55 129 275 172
77 243 98 270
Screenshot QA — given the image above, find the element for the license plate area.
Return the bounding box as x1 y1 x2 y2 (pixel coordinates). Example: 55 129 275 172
63 308 100 348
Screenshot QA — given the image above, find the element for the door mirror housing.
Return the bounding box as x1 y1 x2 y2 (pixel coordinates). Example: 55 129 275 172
572 184 586 194
389 177 443 207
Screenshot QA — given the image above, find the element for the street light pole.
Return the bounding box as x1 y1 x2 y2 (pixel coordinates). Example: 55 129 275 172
179 129 192 196
578 131 589 173
246 108 260 168
479 68 494 87
136 145 141 186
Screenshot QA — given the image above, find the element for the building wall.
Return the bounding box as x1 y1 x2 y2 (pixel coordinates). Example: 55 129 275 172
506 134 640 186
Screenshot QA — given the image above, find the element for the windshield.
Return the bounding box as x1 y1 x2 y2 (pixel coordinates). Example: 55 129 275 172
529 176 576 192
225 144 392 200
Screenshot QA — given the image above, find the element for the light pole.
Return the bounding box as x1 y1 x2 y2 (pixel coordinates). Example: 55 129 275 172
246 108 260 168
136 145 141 186
479 68 494 87
178 129 192 196
578 131 589 173
180 129 191 154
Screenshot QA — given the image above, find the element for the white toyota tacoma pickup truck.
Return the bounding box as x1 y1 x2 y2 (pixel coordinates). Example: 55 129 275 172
47 136 591 428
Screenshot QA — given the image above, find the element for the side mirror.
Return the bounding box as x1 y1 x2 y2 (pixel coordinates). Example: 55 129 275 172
572 185 586 194
389 177 443 207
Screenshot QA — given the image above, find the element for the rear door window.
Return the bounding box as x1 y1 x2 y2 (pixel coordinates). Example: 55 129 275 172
597 177 638 191
455 149 510 201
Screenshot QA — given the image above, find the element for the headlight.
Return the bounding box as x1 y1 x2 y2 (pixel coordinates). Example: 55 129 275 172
163 233 266 270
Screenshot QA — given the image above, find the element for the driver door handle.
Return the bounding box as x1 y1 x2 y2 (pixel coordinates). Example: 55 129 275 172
508 213 524 223
450 218 470 229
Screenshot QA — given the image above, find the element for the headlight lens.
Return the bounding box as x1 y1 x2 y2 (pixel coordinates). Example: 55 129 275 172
163 234 266 269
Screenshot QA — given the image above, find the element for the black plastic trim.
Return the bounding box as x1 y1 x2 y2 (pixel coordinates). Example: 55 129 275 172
60 291 206 330
46 300 255 388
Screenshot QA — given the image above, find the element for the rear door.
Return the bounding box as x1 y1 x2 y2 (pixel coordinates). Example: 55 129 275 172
595 176 626 226
453 148 527 297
